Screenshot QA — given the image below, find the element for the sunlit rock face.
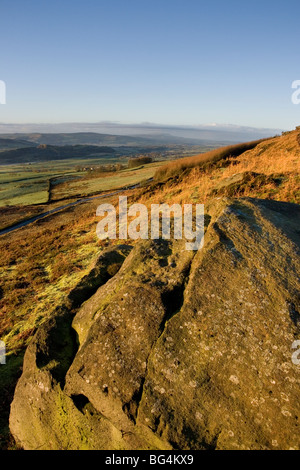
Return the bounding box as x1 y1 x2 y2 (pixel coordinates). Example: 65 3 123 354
9 198 300 450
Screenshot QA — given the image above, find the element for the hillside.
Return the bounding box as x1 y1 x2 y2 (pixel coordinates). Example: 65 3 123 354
135 128 300 206
1 127 300 450
0 138 36 151
0 144 115 165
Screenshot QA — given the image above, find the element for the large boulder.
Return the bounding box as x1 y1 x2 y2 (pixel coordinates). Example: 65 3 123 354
9 198 300 450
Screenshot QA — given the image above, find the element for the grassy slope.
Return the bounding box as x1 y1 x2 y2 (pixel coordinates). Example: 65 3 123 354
153 138 267 180
0 162 163 354
136 129 300 206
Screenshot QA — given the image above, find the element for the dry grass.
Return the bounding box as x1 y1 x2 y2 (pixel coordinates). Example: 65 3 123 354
154 139 268 181
138 130 300 207
0 194 122 353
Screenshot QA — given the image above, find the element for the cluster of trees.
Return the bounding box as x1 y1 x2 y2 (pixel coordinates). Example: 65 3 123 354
128 156 153 168
75 155 153 174
75 163 125 173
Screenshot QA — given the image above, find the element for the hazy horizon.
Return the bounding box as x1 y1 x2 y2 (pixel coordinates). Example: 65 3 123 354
0 120 284 144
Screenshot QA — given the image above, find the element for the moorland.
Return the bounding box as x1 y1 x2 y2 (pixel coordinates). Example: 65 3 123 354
1 128 299 450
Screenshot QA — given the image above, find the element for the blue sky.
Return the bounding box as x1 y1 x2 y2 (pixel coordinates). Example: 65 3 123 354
0 0 300 130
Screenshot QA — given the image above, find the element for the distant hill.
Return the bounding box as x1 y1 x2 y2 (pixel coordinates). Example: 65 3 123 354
0 138 37 151
0 122 283 144
0 132 176 147
0 144 115 164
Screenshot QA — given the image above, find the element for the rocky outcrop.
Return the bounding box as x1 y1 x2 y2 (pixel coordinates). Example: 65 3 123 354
9 198 300 450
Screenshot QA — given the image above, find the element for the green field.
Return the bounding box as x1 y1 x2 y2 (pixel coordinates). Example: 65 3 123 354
51 161 162 200
0 158 111 207
0 171 50 206
0 143 216 208
0 159 162 207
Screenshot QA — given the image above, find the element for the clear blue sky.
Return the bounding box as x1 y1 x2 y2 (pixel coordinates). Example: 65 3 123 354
0 0 300 130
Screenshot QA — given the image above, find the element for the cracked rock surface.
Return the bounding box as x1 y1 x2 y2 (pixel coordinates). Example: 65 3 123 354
9 198 300 450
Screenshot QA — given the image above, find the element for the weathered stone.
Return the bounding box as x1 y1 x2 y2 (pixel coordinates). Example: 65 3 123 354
9 198 300 450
